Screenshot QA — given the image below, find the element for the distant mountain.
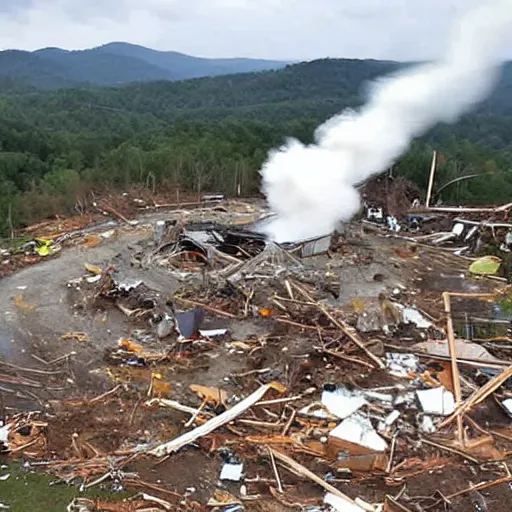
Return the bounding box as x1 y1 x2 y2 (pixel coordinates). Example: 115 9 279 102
0 50 79 89
95 42 291 79
0 43 290 89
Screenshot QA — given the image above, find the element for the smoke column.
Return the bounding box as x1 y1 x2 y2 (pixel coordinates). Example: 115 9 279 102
260 0 512 242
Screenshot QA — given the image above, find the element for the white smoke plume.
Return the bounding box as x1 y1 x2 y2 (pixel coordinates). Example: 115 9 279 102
260 0 512 243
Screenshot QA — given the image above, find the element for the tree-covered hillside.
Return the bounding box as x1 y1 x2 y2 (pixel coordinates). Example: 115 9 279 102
1 58 512 237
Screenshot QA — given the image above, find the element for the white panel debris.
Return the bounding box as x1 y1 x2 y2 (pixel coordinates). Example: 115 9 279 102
420 416 436 433
386 353 420 377
321 388 367 419
324 492 366 512
416 387 456 416
220 463 244 481
329 414 388 452
0 424 9 447
394 304 432 329
502 398 512 418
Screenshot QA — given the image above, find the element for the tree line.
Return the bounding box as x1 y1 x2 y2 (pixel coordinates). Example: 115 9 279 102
1 115 512 238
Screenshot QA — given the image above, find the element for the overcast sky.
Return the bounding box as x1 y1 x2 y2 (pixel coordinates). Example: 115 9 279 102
0 0 493 61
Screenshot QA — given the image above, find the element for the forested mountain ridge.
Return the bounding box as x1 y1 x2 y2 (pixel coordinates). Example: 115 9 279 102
0 42 290 89
3 58 512 149
0 59 404 138
1 57 512 237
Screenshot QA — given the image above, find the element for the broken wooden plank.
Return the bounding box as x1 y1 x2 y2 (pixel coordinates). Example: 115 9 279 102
149 383 281 457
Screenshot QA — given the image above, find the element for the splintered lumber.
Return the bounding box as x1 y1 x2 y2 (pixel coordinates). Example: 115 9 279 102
173 297 237 318
145 398 204 416
0 373 42 388
442 292 465 447
269 449 366 511
425 150 437 208
89 385 122 404
439 366 512 429
438 291 509 434
440 291 505 444
268 447 284 493
98 204 134 226
385 496 414 512
290 281 385 369
447 474 512 500
149 383 278 457
410 202 512 214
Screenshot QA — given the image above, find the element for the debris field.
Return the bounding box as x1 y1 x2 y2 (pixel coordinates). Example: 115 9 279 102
2 191 512 512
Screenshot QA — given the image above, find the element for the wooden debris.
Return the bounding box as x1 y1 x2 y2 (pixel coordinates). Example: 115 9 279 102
8 199 512 512
442 292 465 447
189 384 229 406
0 373 42 388
269 448 366 510
89 385 121 405
84 263 103 275
97 203 134 226
440 366 512 429
174 296 237 318
12 294 36 313
291 281 385 368
447 474 512 500
145 398 211 417
149 383 284 457
61 332 89 343
268 447 284 493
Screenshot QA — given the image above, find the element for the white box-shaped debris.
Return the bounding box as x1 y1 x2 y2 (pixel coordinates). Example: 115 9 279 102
416 387 455 416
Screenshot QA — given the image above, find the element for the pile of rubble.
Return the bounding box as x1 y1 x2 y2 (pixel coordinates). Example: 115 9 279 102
0 191 231 279
364 186 512 284
2 198 512 512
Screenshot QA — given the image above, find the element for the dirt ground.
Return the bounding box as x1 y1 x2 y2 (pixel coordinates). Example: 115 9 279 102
1 202 512 512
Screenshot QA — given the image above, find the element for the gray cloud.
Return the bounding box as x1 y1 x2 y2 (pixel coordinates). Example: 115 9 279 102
0 0 35 16
0 0 501 60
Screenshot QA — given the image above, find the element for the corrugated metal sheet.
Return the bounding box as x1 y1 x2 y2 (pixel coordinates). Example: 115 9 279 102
288 234 332 258
246 214 334 257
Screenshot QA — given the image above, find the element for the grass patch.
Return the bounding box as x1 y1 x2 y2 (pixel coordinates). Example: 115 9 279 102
0 461 128 512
